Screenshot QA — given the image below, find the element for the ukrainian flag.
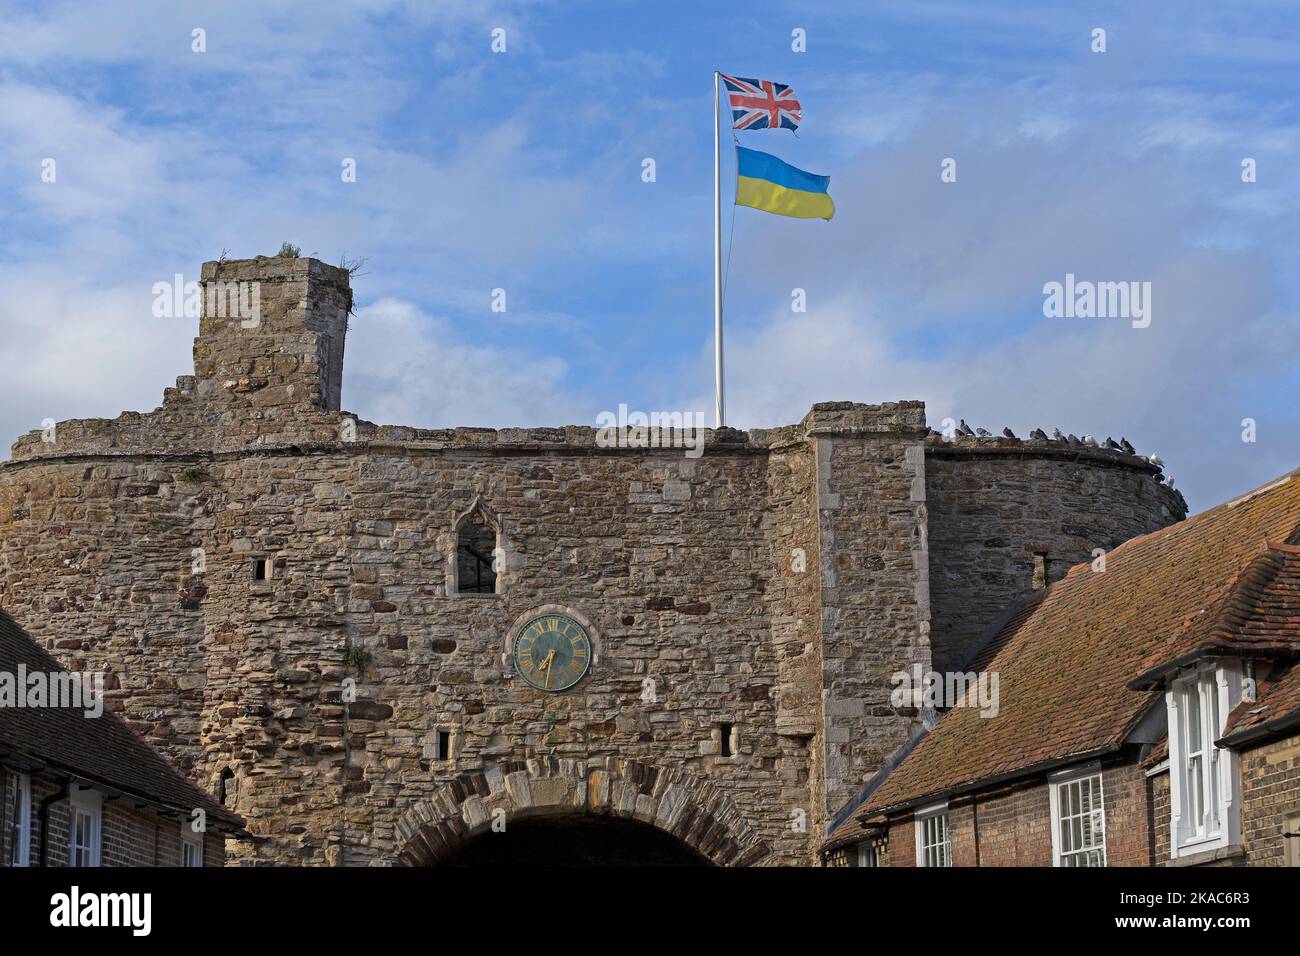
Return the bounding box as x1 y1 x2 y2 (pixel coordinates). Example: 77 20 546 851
735 146 835 221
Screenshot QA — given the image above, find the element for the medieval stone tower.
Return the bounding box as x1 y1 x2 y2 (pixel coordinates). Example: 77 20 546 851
0 257 1186 865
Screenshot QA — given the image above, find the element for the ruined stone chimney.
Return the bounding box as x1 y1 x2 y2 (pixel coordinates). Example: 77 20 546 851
192 256 352 413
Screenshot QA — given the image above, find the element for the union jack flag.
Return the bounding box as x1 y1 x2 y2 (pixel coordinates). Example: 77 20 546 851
721 74 802 131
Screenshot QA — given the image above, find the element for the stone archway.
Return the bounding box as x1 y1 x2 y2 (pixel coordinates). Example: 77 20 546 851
394 757 771 866
438 815 713 866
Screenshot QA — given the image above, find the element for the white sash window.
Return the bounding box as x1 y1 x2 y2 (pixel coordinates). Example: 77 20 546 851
181 827 204 867
1166 662 1242 858
68 786 102 867
10 772 31 867
1050 768 1107 866
914 803 951 867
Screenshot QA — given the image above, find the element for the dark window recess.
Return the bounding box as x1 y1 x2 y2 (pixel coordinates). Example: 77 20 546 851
217 768 236 808
437 730 452 761
253 558 270 582
456 513 497 594
719 723 734 758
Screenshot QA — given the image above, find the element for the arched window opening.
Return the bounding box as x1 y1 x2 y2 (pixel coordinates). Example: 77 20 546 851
456 508 498 595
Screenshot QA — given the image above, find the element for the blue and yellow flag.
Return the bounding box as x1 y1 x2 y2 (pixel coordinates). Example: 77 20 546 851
735 146 835 221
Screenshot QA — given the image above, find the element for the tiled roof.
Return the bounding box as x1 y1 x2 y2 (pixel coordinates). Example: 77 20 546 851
823 813 885 853
0 609 245 832
856 468 1300 819
1129 544 1300 687
1221 658 1300 746
1141 736 1169 770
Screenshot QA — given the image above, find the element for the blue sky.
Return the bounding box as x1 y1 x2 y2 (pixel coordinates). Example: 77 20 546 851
0 0 1296 511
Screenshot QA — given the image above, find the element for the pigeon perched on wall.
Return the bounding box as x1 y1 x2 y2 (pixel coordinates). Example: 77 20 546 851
1051 428 1064 441
1030 428 1048 441
1002 427 1016 439
1150 453 1164 467
1082 435 1097 447
1104 437 1121 451
958 419 975 436
1067 434 1082 445
976 427 992 437
1120 438 1136 455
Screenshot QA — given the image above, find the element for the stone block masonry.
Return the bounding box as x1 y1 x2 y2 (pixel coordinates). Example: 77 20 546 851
0 256 1185 865
926 442 1186 672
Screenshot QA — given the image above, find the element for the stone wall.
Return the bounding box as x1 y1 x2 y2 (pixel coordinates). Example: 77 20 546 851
0 436 818 864
926 441 1185 672
811 406 930 816
0 256 1185 866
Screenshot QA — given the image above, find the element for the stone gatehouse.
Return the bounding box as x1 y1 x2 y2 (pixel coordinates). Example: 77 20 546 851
0 256 1186 865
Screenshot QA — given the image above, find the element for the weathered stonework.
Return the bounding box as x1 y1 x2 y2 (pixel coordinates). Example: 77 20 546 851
393 757 769 866
0 257 1185 865
926 442 1187 671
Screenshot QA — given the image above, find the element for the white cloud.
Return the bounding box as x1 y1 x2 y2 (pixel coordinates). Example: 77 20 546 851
343 297 587 427
0 268 192 448
0 1 1295 517
0 84 167 222
690 249 1297 511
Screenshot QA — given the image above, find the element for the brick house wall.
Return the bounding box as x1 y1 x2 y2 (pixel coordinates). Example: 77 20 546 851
1146 735 1300 867
1149 769 1171 862
886 814 915 866
1102 762 1153 865
1237 733 1300 866
966 782 1052 866
1 767 225 867
944 801 975 866
873 746 1300 868
875 759 1151 866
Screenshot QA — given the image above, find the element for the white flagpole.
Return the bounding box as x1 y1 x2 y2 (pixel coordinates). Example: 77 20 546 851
713 70 726 429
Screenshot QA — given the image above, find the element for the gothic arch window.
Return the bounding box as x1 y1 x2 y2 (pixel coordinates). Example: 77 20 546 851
453 499 502 596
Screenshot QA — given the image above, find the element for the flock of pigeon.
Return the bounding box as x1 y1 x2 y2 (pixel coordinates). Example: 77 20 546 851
931 419 1175 485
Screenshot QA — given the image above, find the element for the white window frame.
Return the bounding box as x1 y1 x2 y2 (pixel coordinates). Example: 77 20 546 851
180 824 204 867
10 772 31 867
68 786 102 867
914 802 951 867
1049 765 1107 867
1166 661 1243 858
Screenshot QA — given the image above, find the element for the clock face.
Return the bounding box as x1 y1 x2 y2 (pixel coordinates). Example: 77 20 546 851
513 613 592 692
